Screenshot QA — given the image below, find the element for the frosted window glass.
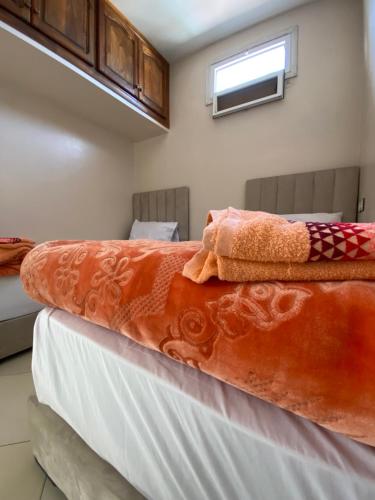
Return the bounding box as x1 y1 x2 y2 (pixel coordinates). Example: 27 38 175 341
214 43 286 93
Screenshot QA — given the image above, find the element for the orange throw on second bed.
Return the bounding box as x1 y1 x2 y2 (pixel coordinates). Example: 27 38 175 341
0 237 35 277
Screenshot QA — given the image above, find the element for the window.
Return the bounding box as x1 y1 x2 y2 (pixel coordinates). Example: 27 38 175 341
207 27 298 117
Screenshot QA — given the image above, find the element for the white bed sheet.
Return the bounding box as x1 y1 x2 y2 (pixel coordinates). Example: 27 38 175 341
33 308 375 500
0 275 41 321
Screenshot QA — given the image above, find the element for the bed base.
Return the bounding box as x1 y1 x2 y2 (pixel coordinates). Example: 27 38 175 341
28 396 145 500
0 312 38 359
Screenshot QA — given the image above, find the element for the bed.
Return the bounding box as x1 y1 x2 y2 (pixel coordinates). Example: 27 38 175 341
245 166 360 221
31 307 375 500
0 187 189 361
0 275 41 359
28 168 375 500
132 186 189 241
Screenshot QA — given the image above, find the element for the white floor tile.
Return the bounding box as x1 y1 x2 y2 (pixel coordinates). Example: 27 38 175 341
0 349 32 377
41 477 67 499
0 441 45 500
0 372 35 446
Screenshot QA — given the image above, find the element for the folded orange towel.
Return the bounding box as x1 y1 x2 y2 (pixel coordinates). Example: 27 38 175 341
203 208 375 262
0 238 35 277
183 209 375 283
184 248 375 283
203 208 311 263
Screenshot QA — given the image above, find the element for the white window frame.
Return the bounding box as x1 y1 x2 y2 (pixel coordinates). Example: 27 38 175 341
206 26 298 105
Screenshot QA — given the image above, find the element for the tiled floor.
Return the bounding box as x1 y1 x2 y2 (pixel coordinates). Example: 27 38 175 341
0 350 66 500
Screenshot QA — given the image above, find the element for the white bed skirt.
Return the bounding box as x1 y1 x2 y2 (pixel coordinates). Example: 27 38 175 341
33 308 375 500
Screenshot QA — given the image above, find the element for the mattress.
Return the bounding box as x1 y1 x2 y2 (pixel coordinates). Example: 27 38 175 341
0 275 41 321
33 308 375 500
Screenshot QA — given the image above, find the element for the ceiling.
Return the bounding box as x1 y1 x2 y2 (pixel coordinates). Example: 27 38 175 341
112 0 315 61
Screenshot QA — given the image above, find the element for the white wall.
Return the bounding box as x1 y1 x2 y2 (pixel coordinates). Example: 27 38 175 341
0 85 134 243
361 0 375 221
134 0 364 239
0 0 367 244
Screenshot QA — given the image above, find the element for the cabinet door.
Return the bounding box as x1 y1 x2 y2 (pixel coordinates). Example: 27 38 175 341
0 0 31 21
138 40 169 118
31 0 95 64
98 0 138 98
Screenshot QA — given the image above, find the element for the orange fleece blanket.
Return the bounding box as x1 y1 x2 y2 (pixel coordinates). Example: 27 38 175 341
0 238 35 277
21 239 375 446
183 209 375 283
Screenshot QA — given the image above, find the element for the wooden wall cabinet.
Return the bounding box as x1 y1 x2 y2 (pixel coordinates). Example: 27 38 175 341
98 0 169 120
138 39 169 118
0 0 169 127
98 0 138 98
0 0 31 21
31 0 96 65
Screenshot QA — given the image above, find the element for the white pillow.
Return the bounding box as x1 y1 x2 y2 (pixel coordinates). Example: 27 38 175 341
129 220 179 241
280 212 343 223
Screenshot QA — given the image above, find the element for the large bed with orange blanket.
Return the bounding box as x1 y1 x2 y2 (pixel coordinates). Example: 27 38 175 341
21 237 375 446
22 167 375 499
21 236 375 499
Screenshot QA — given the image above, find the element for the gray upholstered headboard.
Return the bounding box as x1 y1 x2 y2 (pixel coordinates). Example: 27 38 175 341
245 167 360 222
132 187 189 241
